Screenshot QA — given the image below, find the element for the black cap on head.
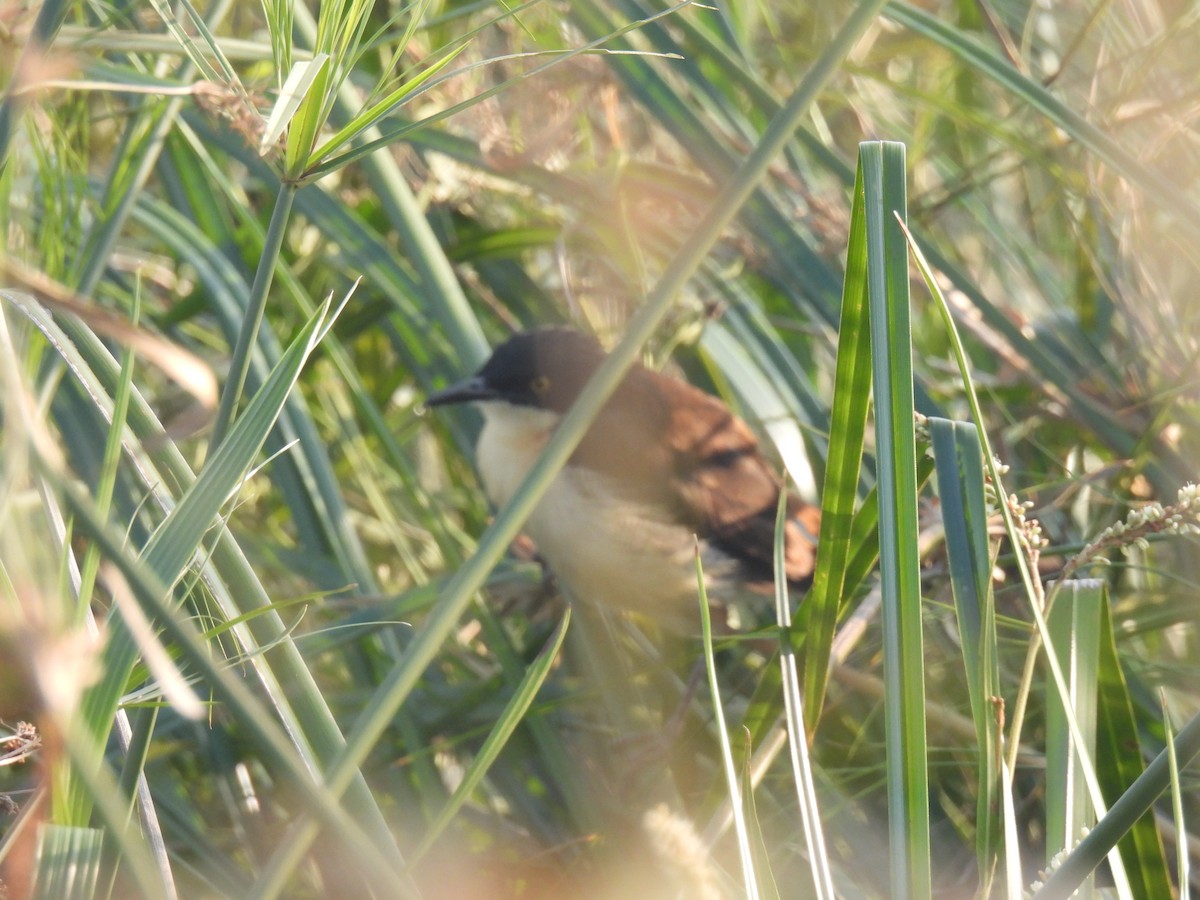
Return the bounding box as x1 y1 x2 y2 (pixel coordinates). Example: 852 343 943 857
425 327 608 413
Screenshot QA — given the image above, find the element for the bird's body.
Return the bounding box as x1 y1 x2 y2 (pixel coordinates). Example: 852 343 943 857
474 401 740 623
426 328 819 629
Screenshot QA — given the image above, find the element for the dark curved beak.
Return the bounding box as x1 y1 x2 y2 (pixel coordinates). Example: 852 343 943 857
424 375 494 408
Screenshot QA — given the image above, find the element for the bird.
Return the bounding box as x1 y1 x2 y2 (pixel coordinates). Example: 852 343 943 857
425 327 821 631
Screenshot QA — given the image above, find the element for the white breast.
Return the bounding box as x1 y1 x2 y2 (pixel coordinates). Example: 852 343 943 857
473 401 736 626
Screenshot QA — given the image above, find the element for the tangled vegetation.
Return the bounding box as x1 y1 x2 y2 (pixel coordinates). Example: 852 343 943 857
1 1 1198 897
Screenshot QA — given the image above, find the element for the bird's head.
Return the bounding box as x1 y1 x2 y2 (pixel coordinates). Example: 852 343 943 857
425 327 608 414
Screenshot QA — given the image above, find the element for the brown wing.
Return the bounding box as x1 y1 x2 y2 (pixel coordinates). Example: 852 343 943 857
654 374 820 586
569 358 820 585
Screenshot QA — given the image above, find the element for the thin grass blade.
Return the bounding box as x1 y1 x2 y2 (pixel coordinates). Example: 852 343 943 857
697 546 760 900
411 607 571 862
73 296 333 824
774 494 834 899
1161 693 1189 900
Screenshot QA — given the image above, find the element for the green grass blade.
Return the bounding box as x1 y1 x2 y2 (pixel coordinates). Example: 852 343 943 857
885 1 1200 240
842 455 934 602
774 495 834 899
51 474 415 897
800 151 872 735
51 723 166 899
862 139 930 898
1045 579 1104 896
740 739 782 900
1000 754 1023 899
1035 709 1200 900
412 607 571 863
208 183 297 450
72 291 138 633
260 55 331 154
75 297 332 825
282 54 333 175
32 825 103 900
900 215 1135 894
143 296 331 579
1095 599 1173 899
470 602 595 832
144 0 239 84
1161 694 1189 900
244 7 894 889
929 417 1000 879
260 0 293 81
309 43 466 163
697 548 760 900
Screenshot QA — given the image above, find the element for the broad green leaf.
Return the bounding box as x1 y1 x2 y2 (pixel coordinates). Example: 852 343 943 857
33 825 103 900
1045 579 1103 896
862 139 930 898
1035 706 1200 900
1094 599 1173 900
800 146 871 736
930 417 1000 881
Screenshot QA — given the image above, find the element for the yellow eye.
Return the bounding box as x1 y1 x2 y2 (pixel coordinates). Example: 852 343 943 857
530 375 551 396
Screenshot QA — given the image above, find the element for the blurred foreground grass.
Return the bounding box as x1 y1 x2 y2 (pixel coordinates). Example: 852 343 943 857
1 1 1198 897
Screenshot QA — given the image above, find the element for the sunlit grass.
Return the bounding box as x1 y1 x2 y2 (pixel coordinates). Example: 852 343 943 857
1 0 1198 896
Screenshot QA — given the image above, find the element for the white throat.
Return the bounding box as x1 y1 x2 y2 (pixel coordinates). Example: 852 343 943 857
473 400 561 509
